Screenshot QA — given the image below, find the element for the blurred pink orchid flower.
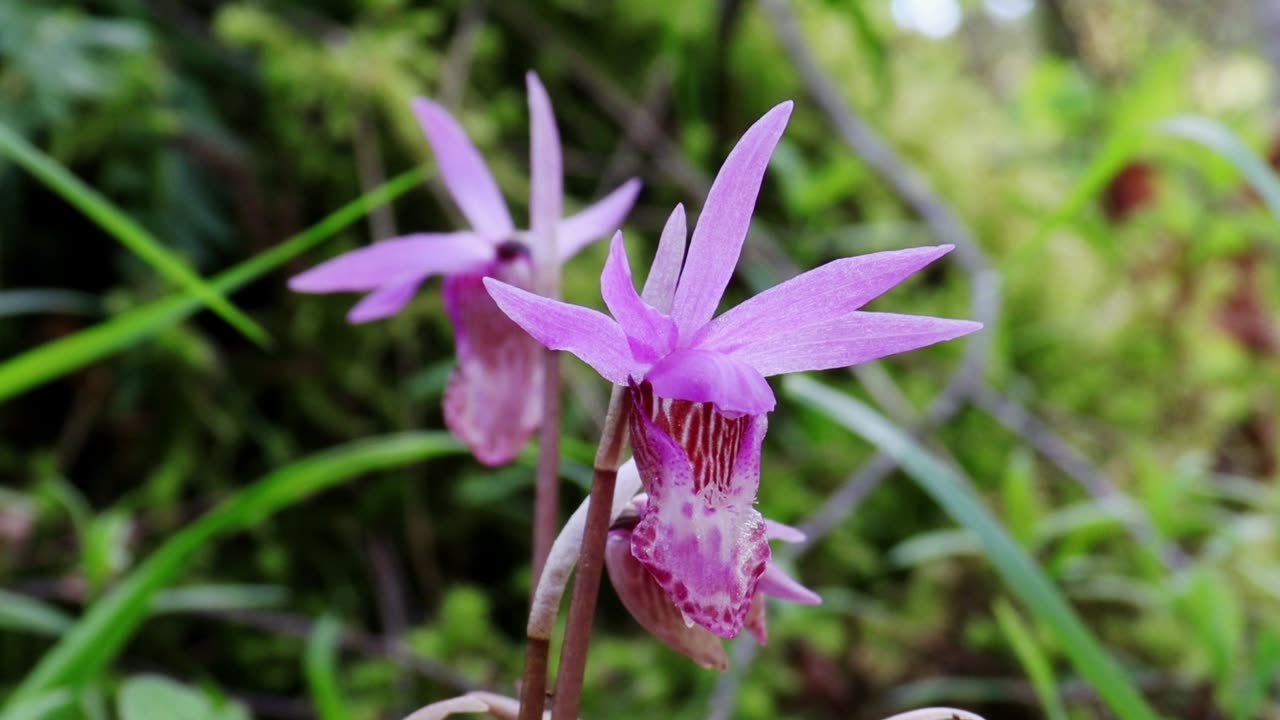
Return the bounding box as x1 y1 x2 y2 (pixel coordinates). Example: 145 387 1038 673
485 100 981 637
290 73 640 465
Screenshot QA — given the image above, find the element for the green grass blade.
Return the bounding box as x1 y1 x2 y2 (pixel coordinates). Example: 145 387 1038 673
1156 114 1280 220
784 375 1163 720
993 598 1069 720
305 616 352 720
0 589 72 637
0 122 270 347
3 431 463 707
0 167 426 404
0 690 73 720
1235 627 1280 720
0 290 103 318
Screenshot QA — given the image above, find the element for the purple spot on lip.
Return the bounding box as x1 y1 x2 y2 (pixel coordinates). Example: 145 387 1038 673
681 502 694 518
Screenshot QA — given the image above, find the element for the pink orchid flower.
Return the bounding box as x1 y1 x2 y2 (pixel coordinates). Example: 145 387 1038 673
484 101 981 637
607 495 818 669
289 73 640 466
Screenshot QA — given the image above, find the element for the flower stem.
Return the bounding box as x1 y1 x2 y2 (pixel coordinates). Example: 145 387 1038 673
517 388 630 720
531 350 561 588
549 389 628 720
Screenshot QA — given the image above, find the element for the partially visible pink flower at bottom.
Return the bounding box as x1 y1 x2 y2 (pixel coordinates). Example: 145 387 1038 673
605 493 818 669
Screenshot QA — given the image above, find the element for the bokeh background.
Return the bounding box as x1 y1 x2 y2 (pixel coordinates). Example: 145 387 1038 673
3 1 1280 719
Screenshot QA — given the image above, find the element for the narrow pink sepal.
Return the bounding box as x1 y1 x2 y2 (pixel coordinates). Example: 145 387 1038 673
600 232 677 365
606 528 729 670
443 265 543 465
483 277 640 384
715 311 983 378
757 563 821 605
764 519 806 544
669 101 793 337
288 232 491 293
699 245 956 352
411 98 515 237
526 72 563 243
641 203 687 314
347 277 424 323
644 348 775 417
558 179 643 261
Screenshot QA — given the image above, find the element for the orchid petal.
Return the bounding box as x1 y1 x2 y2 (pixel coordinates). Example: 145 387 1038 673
715 311 982 377
670 102 793 336
645 348 775 417
443 268 543 466
558 179 643 261
606 528 729 670
412 98 515 237
764 519 806 544
698 245 956 351
641 204 687 313
757 563 821 605
347 277 425 323
288 232 491 293
526 72 563 250
483 278 640 384
601 232 677 365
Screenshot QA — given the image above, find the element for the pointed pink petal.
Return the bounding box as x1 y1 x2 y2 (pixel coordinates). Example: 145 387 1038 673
644 348 775 417
558 179 643 261
347 277 425 323
443 266 543 465
412 98 515 237
670 102 793 336
606 528 729 670
483 278 640 384
601 232 677 365
289 232 491 293
641 204 686 313
526 73 562 245
764 519 806 544
698 245 956 352
627 387 770 638
757 563 821 605
714 311 982 377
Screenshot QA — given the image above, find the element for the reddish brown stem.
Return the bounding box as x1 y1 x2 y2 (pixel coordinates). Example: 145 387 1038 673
516 636 550 719
531 350 562 589
549 465 618 720
518 389 627 720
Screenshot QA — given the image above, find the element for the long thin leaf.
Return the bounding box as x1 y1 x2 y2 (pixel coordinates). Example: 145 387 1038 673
305 616 352 720
3 431 463 708
0 122 269 347
0 290 103 318
0 690 73 720
0 167 426 404
784 375 1162 720
992 598 1069 720
1157 114 1280 220
0 590 72 637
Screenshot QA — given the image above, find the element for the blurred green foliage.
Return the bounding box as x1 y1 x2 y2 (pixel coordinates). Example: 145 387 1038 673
2 1 1280 719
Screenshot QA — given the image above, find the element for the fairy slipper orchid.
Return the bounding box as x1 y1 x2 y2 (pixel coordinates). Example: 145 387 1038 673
289 73 640 466
485 101 981 636
606 498 817 669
